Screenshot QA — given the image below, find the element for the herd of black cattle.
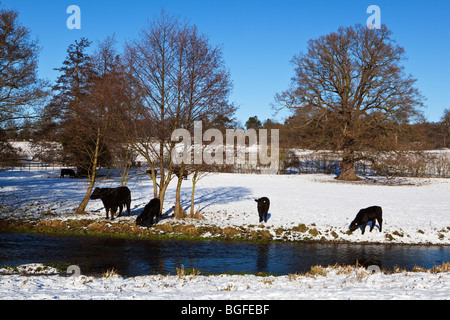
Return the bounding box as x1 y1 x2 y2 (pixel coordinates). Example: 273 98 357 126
62 169 384 235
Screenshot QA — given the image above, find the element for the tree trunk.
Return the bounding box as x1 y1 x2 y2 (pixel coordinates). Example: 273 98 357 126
190 170 199 216
337 145 360 181
174 175 186 219
150 166 158 199
158 183 168 217
76 127 100 213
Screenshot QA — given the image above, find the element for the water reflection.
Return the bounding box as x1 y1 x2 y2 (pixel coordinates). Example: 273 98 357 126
0 233 448 277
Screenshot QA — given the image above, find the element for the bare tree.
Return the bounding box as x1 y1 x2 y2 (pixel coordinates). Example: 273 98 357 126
0 7 48 164
275 24 424 180
125 10 234 217
46 36 132 214
74 36 132 213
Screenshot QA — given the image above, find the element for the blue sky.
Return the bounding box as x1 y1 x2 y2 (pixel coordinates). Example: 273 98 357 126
3 0 449 124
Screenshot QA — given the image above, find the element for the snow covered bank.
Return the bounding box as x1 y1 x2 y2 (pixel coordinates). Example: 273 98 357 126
0 263 448 300
0 170 449 244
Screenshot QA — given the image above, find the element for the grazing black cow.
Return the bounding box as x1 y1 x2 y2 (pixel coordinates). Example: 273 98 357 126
349 206 383 235
90 186 131 220
255 197 270 223
136 198 161 228
60 169 76 178
173 168 188 180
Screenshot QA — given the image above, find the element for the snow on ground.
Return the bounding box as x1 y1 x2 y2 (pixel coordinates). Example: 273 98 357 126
0 170 449 300
0 263 448 300
0 169 449 244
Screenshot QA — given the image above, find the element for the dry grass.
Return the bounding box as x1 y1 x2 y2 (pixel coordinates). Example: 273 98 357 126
189 208 205 220
287 262 450 281
431 262 450 273
102 268 119 279
306 265 328 277
176 265 201 279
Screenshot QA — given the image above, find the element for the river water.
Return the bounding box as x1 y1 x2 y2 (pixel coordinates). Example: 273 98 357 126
0 233 448 277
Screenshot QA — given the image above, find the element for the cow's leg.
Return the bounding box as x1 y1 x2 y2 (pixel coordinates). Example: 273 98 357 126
147 214 153 229
117 204 123 218
361 223 367 235
370 219 376 232
377 217 383 232
105 208 110 220
126 202 131 216
111 206 118 220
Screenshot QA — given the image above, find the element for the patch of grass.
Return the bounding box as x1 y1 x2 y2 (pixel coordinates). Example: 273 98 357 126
292 224 308 233
308 228 319 237
306 265 327 277
431 262 450 273
175 265 202 278
102 268 119 279
43 262 72 273
222 227 242 237
385 233 395 241
331 231 339 239
392 230 404 237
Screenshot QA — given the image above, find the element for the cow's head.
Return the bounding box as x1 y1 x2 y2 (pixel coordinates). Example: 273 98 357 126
255 198 269 205
348 212 363 232
90 187 107 200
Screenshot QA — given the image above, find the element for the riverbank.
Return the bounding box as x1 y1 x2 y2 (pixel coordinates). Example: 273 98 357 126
0 263 449 300
1 170 449 245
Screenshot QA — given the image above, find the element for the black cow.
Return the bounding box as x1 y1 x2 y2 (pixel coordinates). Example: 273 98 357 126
90 186 131 220
60 169 76 178
136 198 161 228
255 197 270 223
349 206 383 235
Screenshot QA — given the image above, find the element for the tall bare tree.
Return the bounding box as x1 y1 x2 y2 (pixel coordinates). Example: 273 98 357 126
275 24 424 180
74 36 133 213
47 38 96 177
46 36 131 214
125 10 234 217
0 7 48 164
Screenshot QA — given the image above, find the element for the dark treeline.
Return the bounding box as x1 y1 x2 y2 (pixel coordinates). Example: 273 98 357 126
245 111 450 151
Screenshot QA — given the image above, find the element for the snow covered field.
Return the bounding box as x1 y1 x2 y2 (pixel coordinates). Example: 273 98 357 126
0 169 449 300
0 263 449 300
0 169 449 244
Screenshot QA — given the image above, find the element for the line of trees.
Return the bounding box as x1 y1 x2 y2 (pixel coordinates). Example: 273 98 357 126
1 5 449 215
